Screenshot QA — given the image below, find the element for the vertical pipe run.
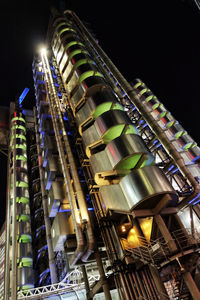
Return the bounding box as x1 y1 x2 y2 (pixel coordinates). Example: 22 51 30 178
44 51 95 262
40 52 85 267
34 108 58 284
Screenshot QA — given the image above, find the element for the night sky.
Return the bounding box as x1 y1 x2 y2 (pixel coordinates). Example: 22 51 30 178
0 0 200 227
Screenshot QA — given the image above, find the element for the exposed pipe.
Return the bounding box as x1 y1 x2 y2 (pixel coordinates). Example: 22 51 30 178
43 51 95 263
40 52 85 267
34 108 58 284
64 10 200 210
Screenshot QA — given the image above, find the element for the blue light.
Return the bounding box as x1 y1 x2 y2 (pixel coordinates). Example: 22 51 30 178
188 192 200 204
19 87 29 107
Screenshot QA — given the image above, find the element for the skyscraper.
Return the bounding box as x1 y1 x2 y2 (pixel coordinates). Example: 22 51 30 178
2 8 200 300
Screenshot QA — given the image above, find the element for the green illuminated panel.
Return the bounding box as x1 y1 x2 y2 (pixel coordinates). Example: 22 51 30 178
124 125 139 135
11 134 26 141
183 142 196 151
116 154 142 170
102 124 139 144
166 120 175 128
139 88 148 95
134 82 143 89
18 234 31 243
65 41 84 51
158 111 167 119
16 197 29 204
20 258 33 268
11 124 26 131
93 102 123 119
174 131 186 139
55 22 69 32
78 71 103 84
102 124 124 143
58 27 76 36
17 214 30 222
21 284 34 291
12 144 27 151
11 181 28 188
14 155 27 162
68 49 88 61
11 117 25 123
145 95 153 102
72 59 95 72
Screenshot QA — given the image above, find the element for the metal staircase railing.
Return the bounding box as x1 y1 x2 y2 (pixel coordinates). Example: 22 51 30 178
121 228 200 267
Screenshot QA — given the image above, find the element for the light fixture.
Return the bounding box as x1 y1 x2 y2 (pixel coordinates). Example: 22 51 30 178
40 48 47 55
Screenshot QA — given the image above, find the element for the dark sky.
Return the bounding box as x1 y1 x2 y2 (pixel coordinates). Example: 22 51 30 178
0 0 200 226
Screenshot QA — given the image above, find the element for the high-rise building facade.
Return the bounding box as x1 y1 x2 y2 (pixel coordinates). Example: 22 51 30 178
2 8 200 300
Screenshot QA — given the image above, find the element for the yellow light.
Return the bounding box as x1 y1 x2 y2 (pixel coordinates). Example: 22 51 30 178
41 48 47 55
121 225 126 232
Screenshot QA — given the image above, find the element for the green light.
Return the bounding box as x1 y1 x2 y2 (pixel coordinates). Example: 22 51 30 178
65 40 84 51
11 134 26 141
93 102 123 119
116 154 142 170
139 88 148 95
11 124 26 132
17 197 29 204
71 58 95 74
103 124 125 143
158 111 167 119
174 131 186 139
13 155 27 162
68 49 88 61
78 71 103 84
55 22 69 32
11 117 25 123
145 95 153 102
19 257 33 268
11 181 28 188
166 120 175 128
58 27 75 36
133 82 143 89
124 125 139 135
17 214 30 222
18 234 31 243
12 144 26 151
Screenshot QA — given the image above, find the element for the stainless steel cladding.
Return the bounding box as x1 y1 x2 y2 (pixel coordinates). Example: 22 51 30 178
51 212 75 252
17 267 34 290
100 166 178 212
50 20 178 213
75 85 123 134
48 180 65 217
82 109 138 157
90 134 154 185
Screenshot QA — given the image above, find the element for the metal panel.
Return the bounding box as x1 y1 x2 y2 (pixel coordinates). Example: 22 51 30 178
48 181 65 217
99 166 178 212
44 155 63 190
51 213 75 252
17 266 34 290
18 242 32 259
82 110 136 156
76 87 123 134
90 134 154 185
